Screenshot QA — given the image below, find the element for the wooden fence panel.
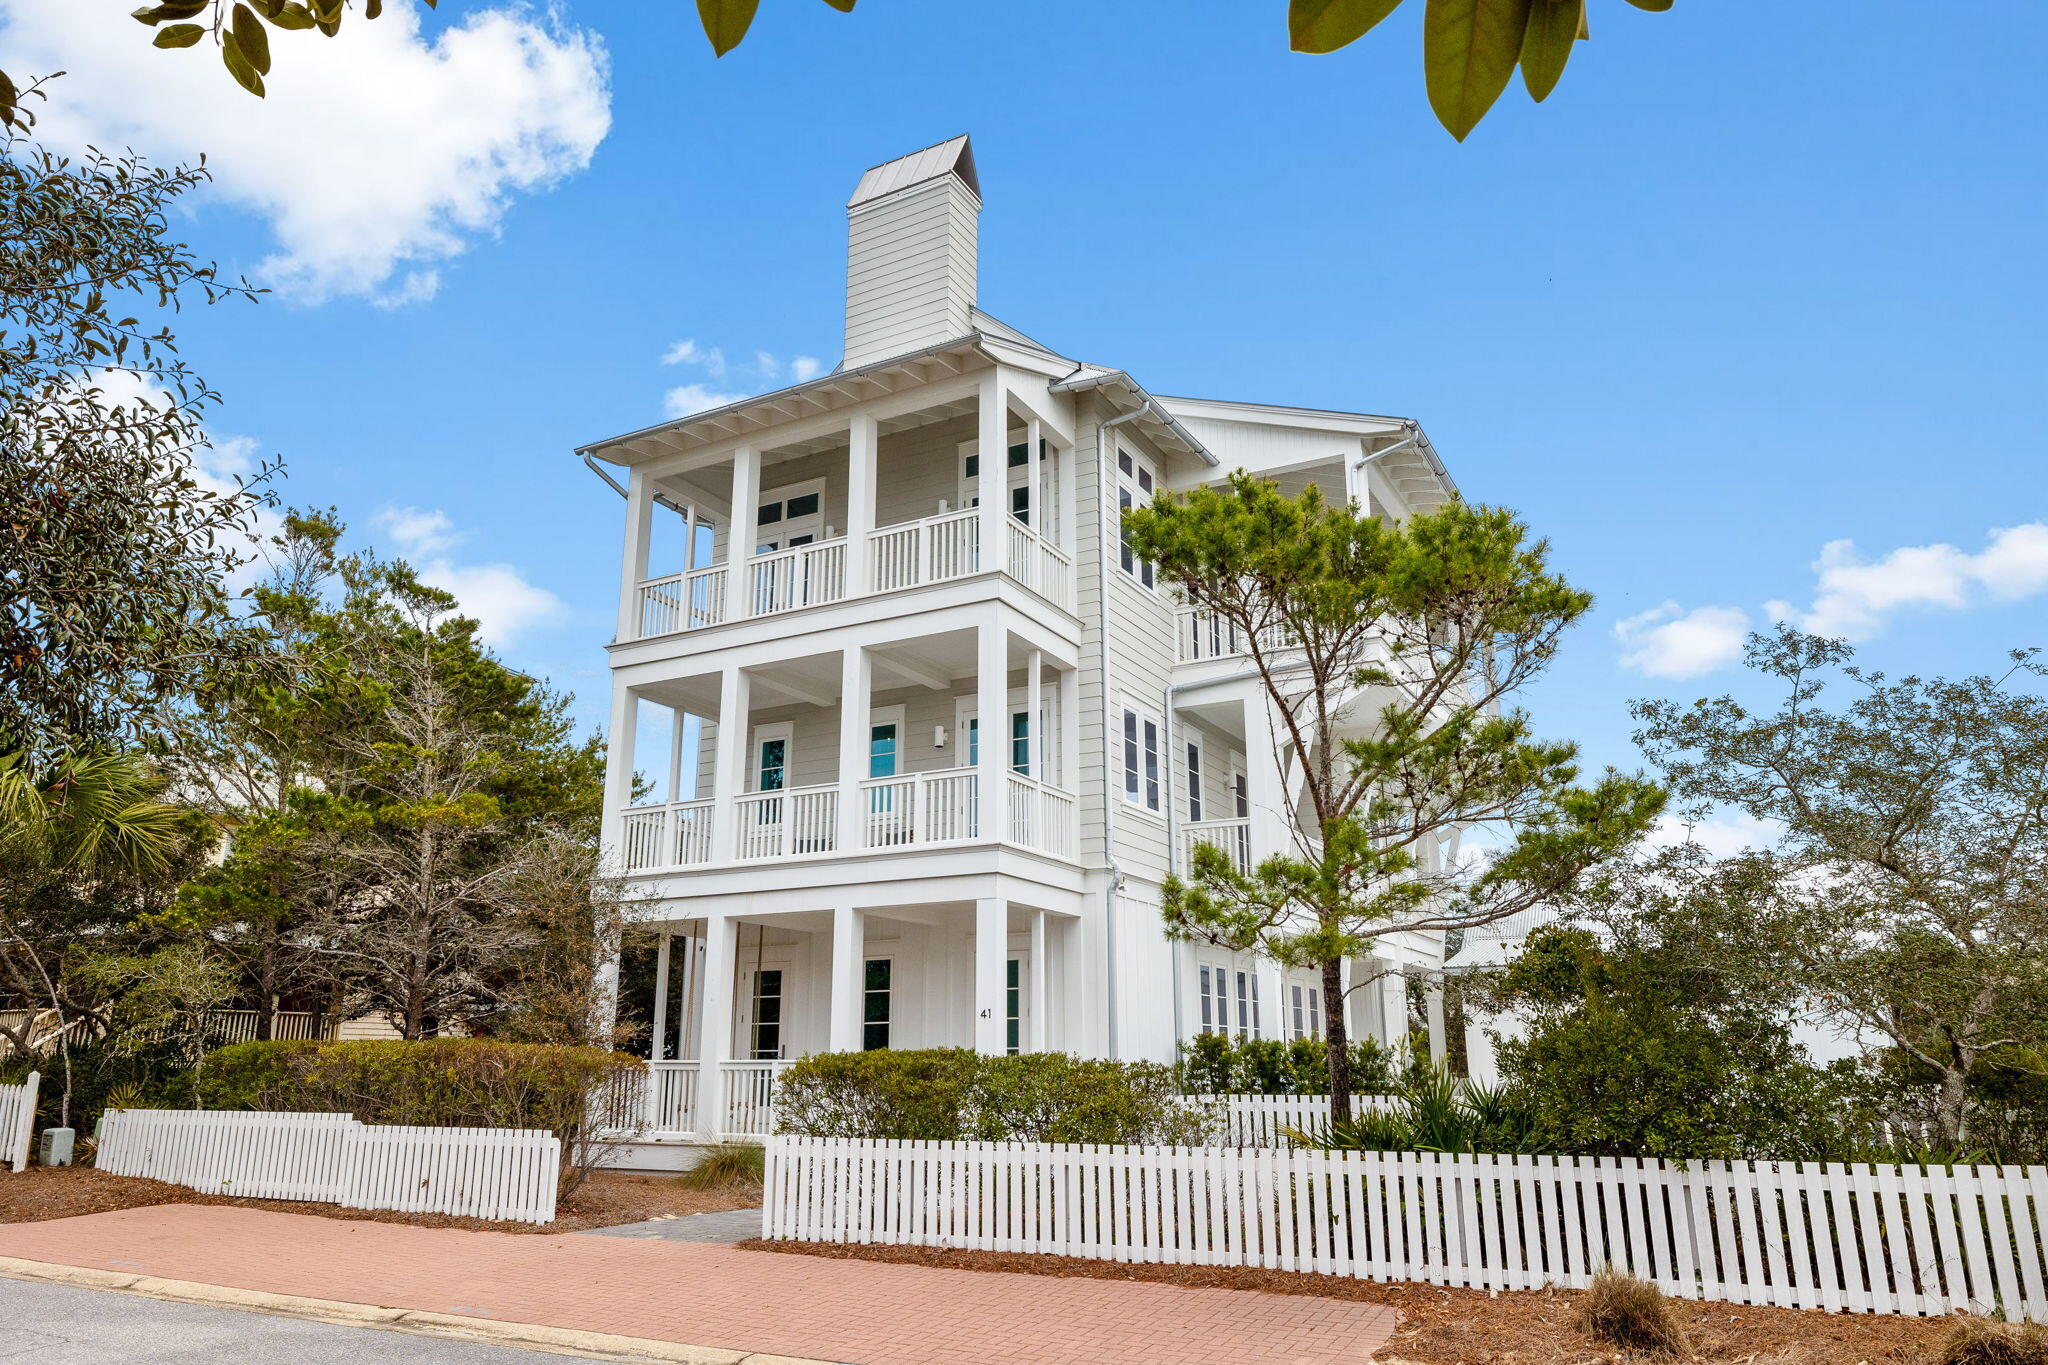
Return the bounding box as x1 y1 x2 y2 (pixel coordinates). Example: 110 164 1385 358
0 1072 38 1172
763 1137 2048 1323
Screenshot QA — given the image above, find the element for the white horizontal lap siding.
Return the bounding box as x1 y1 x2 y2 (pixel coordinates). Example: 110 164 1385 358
1103 431 1177 887
765 1138 2048 1322
875 414 976 530
1070 418 1111 867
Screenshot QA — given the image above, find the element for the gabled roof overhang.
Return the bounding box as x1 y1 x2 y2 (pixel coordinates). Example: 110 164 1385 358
1050 368 1219 468
579 332 1083 469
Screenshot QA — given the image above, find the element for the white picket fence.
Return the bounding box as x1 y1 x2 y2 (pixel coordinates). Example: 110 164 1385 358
1202 1094 1403 1147
764 1138 2048 1321
1 1072 38 1172
97 1109 559 1224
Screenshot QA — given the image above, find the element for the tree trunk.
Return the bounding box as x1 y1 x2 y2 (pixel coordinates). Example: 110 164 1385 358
1934 1064 1970 1149
1322 956 1353 1126
254 929 278 1042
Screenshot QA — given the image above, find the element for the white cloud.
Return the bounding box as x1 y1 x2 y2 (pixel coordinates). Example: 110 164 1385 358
655 339 825 417
375 505 563 646
662 382 749 418
0 0 610 304
1770 523 2048 641
1643 812 1783 858
1614 602 1749 679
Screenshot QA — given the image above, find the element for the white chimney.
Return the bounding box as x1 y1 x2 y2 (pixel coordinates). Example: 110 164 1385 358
843 135 980 370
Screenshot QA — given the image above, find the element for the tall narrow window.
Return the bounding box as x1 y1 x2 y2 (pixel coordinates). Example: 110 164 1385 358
1115 449 1156 588
757 737 787 792
1235 970 1250 1039
1011 711 1031 775
1249 972 1263 1038
750 969 783 1059
1121 703 1162 812
1308 988 1323 1040
862 958 892 1050
1185 740 1204 822
1291 984 1305 1042
1199 965 1214 1034
1006 958 1022 1054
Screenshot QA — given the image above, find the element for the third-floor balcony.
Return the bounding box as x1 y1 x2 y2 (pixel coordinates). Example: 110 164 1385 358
614 370 1077 651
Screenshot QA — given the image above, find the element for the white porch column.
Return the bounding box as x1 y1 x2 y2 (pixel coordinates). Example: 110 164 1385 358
836 645 871 852
829 904 864 1053
977 372 1006 574
1242 693 1290 862
1258 959 1286 1042
650 931 672 1062
1025 649 1044 780
1058 664 1079 790
616 468 653 642
725 445 760 621
709 667 751 861
974 897 1007 1055
600 682 638 868
697 914 737 1139
1025 416 1042 538
976 620 1008 842
665 705 687 806
845 414 877 596
1425 980 1449 1066
1028 909 1049 1052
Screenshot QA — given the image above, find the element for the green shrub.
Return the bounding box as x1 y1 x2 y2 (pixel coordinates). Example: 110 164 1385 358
1177 1032 1399 1096
1928 1320 2048 1365
1286 1060 1553 1155
1575 1268 1688 1355
776 1048 1220 1146
196 1038 633 1193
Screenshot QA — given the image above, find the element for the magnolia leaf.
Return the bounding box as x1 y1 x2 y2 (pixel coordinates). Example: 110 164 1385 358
366 0 381 16
152 22 207 47
232 3 271 74
1519 0 1580 102
1289 0 1407 54
1423 0 1532 140
698 0 760 55
132 0 209 24
309 0 341 21
221 28 265 95
267 3 316 28
0 69 17 131
316 17 339 35
820 0 854 11
1622 0 1673 8
248 0 282 16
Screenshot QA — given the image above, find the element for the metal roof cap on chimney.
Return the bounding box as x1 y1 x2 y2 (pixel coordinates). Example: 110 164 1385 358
848 134 979 208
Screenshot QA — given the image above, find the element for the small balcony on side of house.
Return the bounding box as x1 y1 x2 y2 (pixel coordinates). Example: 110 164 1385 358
609 623 1081 877
616 377 1076 651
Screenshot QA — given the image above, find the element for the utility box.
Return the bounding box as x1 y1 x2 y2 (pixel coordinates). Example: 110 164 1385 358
39 1126 73 1167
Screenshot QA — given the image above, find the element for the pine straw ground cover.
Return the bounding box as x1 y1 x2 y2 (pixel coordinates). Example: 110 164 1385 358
739 1239 1964 1364
0 1165 756 1234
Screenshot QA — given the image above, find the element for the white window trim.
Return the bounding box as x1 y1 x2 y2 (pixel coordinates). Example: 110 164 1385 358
1114 444 1159 592
954 689 1047 776
860 953 893 1052
1182 728 1206 824
1229 750 1249 821
755 476 830 551
749 721 793 793
1119 696 1165 819
867 704 906 778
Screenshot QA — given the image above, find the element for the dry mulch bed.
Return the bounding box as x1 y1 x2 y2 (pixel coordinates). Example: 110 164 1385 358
740 1239 1964 1364
1 1165 757 1235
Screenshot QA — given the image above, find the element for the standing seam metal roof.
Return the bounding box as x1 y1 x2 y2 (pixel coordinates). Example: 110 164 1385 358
848 134 979 207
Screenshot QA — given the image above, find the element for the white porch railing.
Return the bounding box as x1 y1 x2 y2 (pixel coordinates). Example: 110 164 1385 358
860 767 979 848
1 1071 37 1172
721 1060 794 1139
868 509 980 593
735 785 840 861
1004 521 1075 610
1178 817 1253 875
748 538 847 616
621 799 716 872
644 1060 700 1136
638 566 727 638
1005 772 1077 859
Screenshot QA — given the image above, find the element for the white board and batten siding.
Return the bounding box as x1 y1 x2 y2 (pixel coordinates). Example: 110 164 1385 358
96 1109 559 1224
765 1136 2048 1323
1 1071 38 1172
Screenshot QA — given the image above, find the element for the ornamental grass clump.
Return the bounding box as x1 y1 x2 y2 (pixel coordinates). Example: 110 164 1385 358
680 1141 765 1191
1930 1320 2048 1365
1575 1268 1688 1355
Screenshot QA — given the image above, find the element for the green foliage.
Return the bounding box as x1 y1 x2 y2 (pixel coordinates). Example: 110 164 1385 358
1576 1268 1688 1355
1492 849 1844 1161
1 98 272 757
1634 629 2048 1148
776 1049 1221 1146
32 0 1671 140
1124 475 1662 1120
1179 1032 1399 1097
1287 1059 1552 1154
680 1140 765 1190
197 1038 631 1191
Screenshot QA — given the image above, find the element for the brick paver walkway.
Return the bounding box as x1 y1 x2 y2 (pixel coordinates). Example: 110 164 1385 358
0 1206 1398 1365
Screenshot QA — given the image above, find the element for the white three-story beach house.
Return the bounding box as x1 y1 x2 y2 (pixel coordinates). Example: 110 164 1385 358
581 137 1462 1157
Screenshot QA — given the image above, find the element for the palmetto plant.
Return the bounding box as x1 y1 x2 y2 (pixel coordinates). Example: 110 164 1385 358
1284 1060 1554 1155
0 750 189 878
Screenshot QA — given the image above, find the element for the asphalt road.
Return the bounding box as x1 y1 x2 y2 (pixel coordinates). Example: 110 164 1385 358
0 1276 598 1362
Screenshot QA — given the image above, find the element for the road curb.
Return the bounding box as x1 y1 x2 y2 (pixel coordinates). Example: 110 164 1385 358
0 1253 841 1364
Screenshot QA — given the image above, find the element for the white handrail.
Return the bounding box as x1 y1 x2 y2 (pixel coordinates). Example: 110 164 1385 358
734 784 839 861
1004 770 1078 859
747 538 848 616
867 509 981 593
1179 817 1252 874
621 799 716 871
859 766 979 848
638 566 727 639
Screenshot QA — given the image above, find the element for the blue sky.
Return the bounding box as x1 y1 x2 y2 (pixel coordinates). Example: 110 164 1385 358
4 0 2043 782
